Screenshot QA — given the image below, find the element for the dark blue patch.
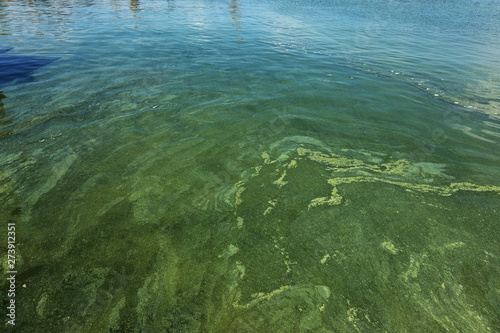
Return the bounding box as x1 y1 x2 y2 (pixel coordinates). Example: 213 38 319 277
0 48 57 88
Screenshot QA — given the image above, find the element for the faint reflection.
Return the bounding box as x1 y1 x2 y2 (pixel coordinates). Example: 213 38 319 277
130 0 141 13
167 0 176 12
1 0 87 37
0 3 10 36
0 92 13 139
0 92 7 121
228 0 243 41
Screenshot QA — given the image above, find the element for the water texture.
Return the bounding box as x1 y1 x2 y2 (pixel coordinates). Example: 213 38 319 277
1 0 500 331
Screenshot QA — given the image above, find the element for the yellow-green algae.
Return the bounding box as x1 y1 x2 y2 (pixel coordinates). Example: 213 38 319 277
234 180 246 207
294 147 500 208
253 146 500 211
273 169 288 188
6 132 499 332
381 240 400 254
233 285 292 309
221 138 500 332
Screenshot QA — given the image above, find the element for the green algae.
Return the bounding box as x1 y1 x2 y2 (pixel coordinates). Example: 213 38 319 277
293 146 500 208
2 130 499 332
217 137 500 332
1 1 499 330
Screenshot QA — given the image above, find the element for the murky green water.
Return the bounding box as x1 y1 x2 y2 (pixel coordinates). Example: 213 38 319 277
1 0 500 331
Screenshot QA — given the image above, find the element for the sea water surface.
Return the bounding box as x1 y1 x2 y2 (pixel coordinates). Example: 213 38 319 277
1 0 500 331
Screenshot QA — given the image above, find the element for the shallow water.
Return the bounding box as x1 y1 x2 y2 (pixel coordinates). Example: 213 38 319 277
1 0 500 331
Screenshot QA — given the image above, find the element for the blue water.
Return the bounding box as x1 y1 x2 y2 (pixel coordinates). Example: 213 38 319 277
1 0 500 331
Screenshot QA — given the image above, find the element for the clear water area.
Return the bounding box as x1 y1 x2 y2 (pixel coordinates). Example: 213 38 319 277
1 0 500 331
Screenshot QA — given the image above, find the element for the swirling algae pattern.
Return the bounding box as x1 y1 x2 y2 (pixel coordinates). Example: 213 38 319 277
235 144 500 213
224 137 500 332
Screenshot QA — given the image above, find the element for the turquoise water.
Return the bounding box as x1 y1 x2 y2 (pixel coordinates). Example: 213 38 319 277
1 0 500 331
